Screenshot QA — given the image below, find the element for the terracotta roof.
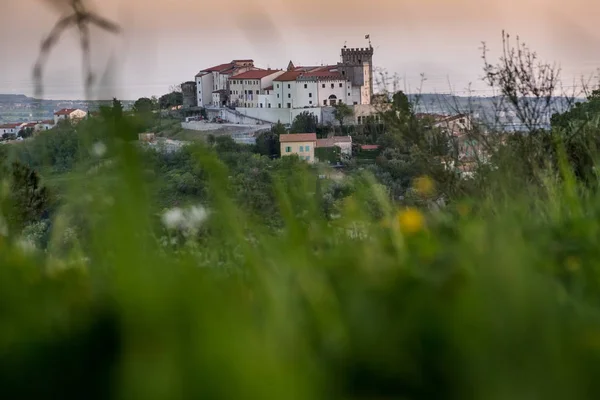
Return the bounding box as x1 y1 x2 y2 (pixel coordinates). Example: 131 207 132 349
229 69 281 80
201 63 235 73
264 85 273 91
280 133 317 143
299 70 345 81
233 59 254 62
316 136 353 148
360 145 380 150
23 122 38 128
0 123 21 129
273 71 303 82
54 108 79 116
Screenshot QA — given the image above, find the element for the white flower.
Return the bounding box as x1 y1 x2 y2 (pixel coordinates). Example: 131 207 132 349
17 239 36 253
92 141 107 157
161 205 209 233
162 207 184 229
186 205 209 228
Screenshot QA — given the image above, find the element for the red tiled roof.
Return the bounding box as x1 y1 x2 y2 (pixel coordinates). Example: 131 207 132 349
280 133 317 143
360 145 380 150
299 70 344 80
233 59 254 62
317 136 352 148
229 69 281 80
264 85 273 91
201 63 235 73
0 123 21 129
54 108 78 116
23 122 38 128
273 71 303 82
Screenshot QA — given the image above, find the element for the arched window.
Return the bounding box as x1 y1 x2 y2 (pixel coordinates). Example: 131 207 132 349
328 94 337 106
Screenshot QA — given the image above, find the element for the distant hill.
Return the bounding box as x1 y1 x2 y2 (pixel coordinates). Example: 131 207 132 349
0 94 134 124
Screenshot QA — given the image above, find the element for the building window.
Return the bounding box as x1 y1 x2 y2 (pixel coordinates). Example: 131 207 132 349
278 104 281 108
353 101 358 105
268 103 271 108
306 156 310 161
277 94 280 98
339 83 343 87
256 90 259 94
309 93 312 98
322 84 325 88
277 84 279 88
323 100 327 105
309 101 312 105
287 103 291 108
299 146 304 152
305 145 310 152
288 93 291 98
288 84 291 89
285 146 291 153
331 84 334 89
260 104 263 108
304 84 307 88
348 93 351 96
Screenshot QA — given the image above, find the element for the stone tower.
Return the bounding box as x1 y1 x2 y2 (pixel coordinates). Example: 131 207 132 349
338 45 374 104
181 81 198 108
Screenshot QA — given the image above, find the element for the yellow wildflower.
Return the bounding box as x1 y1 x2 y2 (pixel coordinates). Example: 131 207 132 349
457 203 471 217
565 256 581 272
413 175 435 197
398 207 425 234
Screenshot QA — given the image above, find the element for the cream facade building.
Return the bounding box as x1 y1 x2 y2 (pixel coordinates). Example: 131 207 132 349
228 69 285 108
53 108 87 124
280 133 317 163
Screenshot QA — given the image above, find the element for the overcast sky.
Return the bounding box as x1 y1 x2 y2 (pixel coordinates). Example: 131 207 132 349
1 0 600 100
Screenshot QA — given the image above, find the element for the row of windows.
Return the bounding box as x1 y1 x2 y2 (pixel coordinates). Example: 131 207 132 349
276 82 350 89
230 80 260 85
285 146 311 156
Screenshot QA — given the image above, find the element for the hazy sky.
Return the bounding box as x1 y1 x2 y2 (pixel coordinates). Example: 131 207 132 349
2 0 600 100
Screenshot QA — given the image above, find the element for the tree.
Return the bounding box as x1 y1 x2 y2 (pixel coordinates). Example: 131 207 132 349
159 91 183 110
112 98 124 119
255 131 280 158
7 161 51 232
290 112 318 133
1 133 11 141
272 121 287 136
134 97 155 114
333 103 354 132
18 127 34 139
391 91 413 116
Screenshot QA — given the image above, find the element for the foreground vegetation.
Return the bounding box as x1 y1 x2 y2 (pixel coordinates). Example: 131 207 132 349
3 31 600 398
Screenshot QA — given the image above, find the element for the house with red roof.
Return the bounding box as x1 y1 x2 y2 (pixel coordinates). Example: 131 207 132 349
0 123 22 137
228 69 285 108
39 120 56 131
54 108 87 125
280 133 317 163
194 59 256 108
316 135 352 157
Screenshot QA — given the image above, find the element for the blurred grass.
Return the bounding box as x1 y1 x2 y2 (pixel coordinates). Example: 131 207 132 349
3 114 600 399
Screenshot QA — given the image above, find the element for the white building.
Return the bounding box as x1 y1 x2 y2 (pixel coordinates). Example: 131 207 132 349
0 123 21 136
54 108 87 124
228 69 285 108
39 120 56 131
316 136 353 157
194 60 256 108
